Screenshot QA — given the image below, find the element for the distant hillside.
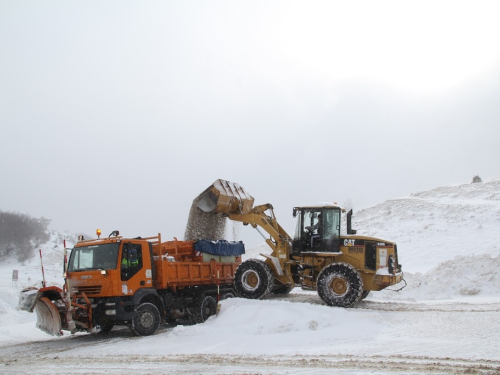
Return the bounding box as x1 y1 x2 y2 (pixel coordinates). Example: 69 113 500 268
245 178 500 274
351 178 500 273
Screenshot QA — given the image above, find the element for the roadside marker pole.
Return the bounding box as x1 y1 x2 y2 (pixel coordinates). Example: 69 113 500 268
39 249 46 288
216 267 221 315
217 270 220 302
63 239 72 309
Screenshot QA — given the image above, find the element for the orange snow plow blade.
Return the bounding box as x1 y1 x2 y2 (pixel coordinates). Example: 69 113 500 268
34 297 63 336
18 286 72 336
194 179 254 215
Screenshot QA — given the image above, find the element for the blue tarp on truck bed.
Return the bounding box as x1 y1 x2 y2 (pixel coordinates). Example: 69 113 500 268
194 240 245 256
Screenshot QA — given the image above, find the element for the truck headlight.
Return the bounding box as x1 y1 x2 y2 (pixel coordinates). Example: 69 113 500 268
105 310 117 315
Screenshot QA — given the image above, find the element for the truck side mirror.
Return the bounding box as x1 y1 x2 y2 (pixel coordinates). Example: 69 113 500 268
293 207 297 218
347 209 357 235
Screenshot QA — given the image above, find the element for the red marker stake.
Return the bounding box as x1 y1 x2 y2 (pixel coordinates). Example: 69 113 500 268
39 249 46 288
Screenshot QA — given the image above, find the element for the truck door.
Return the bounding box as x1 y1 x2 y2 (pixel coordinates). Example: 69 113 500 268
120 242 143 282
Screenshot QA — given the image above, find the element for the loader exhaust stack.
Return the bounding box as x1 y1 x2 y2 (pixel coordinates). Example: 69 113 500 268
194 179 254 215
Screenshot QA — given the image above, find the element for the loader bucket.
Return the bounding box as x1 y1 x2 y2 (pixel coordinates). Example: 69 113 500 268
194 179 254 215
34 297 63 336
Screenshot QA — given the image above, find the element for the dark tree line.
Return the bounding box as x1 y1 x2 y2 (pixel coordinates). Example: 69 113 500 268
0 210 51 262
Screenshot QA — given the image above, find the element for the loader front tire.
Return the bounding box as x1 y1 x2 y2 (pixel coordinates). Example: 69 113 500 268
234 259 273 299
131 302 161 336
317 263 363 307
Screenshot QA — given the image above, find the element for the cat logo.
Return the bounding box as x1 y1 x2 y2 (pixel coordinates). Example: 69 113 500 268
343 239 356 246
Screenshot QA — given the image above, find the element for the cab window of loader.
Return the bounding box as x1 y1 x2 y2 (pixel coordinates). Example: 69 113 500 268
294 213 302 242
323 208 341 252
323 209 340 239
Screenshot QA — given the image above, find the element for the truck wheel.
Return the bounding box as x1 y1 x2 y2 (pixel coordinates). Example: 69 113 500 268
360 290 370 300
234 259 273 299
317 263 363 307
131 302 161 336
270 283 294 295
221 292 235 300
193 295 217 324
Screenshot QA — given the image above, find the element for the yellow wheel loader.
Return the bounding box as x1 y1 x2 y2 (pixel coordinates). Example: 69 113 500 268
194 179 404 307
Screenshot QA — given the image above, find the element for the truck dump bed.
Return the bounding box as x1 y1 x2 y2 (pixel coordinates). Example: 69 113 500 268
152 239 242 290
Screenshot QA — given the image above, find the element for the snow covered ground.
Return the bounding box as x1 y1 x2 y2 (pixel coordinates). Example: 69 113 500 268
0 179 499 374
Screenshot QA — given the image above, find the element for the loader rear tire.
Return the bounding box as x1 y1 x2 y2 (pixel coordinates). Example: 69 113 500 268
193 295 218 324
234 259 273 299
317 262 363 307
131 302 161 336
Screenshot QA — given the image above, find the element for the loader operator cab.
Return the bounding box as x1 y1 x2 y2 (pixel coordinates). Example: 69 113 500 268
292 205 341 254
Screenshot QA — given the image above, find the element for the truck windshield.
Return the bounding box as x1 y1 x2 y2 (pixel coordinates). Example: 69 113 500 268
68 243 119 271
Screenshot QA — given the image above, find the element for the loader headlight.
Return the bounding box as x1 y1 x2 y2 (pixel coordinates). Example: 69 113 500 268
105 309 117 315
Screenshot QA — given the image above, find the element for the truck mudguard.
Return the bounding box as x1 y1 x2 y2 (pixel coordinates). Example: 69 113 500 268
132 288 165 311
194 240 245 256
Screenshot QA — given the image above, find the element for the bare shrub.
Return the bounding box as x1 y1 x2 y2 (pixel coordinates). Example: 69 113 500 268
0 210 51 262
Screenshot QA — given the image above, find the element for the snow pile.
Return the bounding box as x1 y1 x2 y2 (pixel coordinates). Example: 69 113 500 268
351 178 500 273
375 253 500 302
91 298 384 357
0 230 71 340
173 298 379 337
0 285 46 343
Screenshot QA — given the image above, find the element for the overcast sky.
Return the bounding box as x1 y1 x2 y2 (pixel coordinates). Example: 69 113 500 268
1 1 499 247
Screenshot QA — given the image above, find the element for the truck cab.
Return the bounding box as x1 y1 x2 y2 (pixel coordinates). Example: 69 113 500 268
66 232 158 334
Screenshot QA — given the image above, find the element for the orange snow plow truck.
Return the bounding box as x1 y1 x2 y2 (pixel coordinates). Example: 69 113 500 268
18 232 246 336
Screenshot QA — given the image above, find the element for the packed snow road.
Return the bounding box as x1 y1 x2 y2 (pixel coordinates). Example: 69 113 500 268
1 294 499 374
2 351 500 374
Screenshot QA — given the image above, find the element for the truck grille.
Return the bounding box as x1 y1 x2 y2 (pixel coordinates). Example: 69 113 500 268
72 285 102 295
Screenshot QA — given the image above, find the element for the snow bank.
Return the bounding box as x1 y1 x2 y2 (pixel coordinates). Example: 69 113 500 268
373 253 500 302
72 298 385 357
352 178 500 273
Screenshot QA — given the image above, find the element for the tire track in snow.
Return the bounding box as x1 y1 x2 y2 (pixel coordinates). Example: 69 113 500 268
2 353 500 374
